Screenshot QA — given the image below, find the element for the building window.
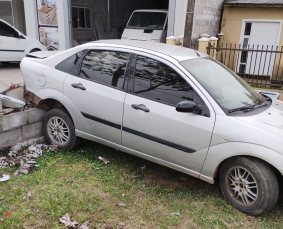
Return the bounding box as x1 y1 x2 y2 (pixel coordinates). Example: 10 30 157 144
71 7 91 29
0 0 13 26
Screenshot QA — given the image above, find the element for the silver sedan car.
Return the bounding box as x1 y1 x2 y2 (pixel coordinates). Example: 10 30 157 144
21 40 283 215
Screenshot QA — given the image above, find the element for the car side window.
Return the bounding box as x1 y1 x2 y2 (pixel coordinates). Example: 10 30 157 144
133 55 195 106
55 50 86 74
80 50 129 89
0 21 15 37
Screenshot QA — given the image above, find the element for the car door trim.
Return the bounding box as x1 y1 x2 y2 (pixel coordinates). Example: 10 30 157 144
81 112 121 129
0 49 25 52
81 112 196 153
122 126 196 153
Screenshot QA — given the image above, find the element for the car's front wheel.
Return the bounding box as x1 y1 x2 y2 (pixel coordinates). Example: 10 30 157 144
43 108 81 150
219 157 279 215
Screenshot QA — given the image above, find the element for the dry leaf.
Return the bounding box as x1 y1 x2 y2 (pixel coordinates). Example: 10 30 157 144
1 144 58 175
117 203 126 207
59 213 78 228
171 212 180 216
98 156 110 164
78 221 89 229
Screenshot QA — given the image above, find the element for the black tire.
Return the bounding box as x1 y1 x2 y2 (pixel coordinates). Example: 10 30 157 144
43 108 81 150
219 157 279 216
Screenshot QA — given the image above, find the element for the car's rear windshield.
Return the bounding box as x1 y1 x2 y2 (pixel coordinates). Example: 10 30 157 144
127 12 167 29
180 57 261 111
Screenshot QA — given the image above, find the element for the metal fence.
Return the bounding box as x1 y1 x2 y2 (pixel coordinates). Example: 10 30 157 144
189 39 199 50
207 43 283 88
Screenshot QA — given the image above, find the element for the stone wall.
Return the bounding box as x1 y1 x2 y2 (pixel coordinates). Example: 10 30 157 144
0 108 46 150
192 0 224 39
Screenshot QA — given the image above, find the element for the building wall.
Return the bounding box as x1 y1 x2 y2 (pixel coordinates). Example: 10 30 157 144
221 6 283 46
192 0 224 39
71 0 96 42
220 6 283 79
71 0 168 43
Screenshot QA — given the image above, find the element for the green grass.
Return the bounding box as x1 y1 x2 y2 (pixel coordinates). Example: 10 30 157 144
0 141 283 228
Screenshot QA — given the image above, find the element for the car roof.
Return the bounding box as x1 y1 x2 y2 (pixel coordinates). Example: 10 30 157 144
88 40 207 62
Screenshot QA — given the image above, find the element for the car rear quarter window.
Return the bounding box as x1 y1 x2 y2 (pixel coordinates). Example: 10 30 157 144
0 21 15 37
132 55 195 106
55 50 85 74
79 50 129 89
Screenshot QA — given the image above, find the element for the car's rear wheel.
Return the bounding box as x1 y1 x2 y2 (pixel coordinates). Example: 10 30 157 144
219 157 279 215
43 108 81 150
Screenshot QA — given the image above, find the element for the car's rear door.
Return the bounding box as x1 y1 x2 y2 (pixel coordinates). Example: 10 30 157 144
0 21 25 61
122 53 216 176
64 47 131 145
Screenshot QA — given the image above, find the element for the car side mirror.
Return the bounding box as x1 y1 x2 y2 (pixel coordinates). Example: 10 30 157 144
14 31 20 38
176 101 202 114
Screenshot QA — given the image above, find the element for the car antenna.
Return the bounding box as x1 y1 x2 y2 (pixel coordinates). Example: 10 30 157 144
195 51 201 57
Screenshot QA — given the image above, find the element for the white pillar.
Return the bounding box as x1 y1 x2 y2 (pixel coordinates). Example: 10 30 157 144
57 0 72 50
167 0 188 38
23 0 38 39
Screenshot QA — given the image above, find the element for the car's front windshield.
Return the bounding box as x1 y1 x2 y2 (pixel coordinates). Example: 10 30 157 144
180 57 261 111
127 12 167 29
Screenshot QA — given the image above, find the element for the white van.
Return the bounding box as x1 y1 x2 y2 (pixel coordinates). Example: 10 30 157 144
121 9 168 43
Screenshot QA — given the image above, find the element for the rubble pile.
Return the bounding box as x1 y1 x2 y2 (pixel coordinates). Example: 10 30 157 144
0 144 58 175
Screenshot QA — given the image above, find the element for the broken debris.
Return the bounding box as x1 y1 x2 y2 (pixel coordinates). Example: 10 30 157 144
0 174 10 182
0 94 26 109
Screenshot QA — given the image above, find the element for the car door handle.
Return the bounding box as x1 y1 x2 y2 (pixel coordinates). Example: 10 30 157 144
71 83 86 90
131 104 150 113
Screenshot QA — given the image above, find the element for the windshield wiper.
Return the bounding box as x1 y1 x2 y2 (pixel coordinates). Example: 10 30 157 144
228 97 270 114
228 105 255 113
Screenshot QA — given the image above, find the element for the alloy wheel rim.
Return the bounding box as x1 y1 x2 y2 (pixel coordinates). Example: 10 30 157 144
226 166 258 206
47 117 69 145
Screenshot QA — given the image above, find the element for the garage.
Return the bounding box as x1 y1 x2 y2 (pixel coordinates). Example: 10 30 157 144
71 0 170 43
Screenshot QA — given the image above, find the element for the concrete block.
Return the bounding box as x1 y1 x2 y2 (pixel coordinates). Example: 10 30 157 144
2 111 27 131
22 122 43 140
0 129 21 149
5 87 25 102
26 108 46 124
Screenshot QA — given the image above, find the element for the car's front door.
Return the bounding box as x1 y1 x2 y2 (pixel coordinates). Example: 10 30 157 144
0 21 25 61
122 53 216 175
64 48 130 145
